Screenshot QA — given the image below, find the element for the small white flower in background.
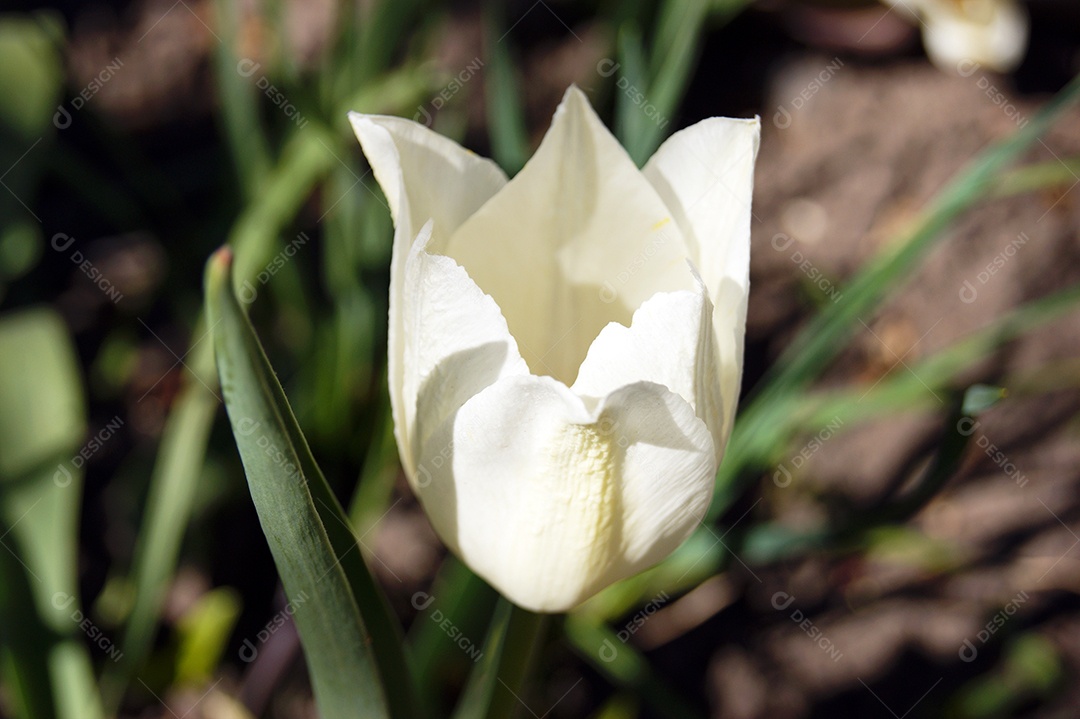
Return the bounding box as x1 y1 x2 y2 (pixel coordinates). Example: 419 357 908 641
350 87 759 613
885 0 1029 73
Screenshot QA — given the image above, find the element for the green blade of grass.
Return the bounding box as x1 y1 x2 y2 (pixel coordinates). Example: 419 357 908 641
993 157 1080 197
355 0 431 85
100 354 219 710
207 247 419 719
325 0 431 109
213 0 273 198
631 0 710 160
347 397 398 538
613 26 651 165
712 70 1080 517
789 283 1080 435
484 3 529 174
742 386 982 563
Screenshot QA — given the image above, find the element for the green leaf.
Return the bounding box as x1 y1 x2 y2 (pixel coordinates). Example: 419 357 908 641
0 309 84 479
741 388 990 563
212 0 273 198
101 335 219 710
206 248 419 719
789 283 1080 434
0 13 64 137
484 3 529 175
173 587 242 685
0 308 104 719
613 26 650 165
634 0 709 160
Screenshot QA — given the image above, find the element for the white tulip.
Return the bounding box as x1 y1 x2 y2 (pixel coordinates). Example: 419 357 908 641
884 0 1029 73
349 86 759 612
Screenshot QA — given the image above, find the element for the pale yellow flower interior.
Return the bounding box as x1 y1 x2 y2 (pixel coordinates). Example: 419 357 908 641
433 89 695 387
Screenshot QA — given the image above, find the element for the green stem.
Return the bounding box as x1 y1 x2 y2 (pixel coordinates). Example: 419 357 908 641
491 606 547 719
453 599 547 719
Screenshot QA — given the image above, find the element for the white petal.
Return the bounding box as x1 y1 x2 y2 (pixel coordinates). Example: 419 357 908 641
416 374 715 612
348 113 508 239
349 113 508 475
918 0 1029 73
402 221 529 488
643 117 759 451
572 268 723 459
442 86 694 385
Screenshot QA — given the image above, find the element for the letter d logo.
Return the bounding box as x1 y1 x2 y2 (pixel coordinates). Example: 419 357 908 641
413 105 433 127
54 464 73 487
773 105 792 129
773 464 792 488
771 591 796 610
53 105 72 129
52 592 75 610
411 592 435 611
239 639 258 662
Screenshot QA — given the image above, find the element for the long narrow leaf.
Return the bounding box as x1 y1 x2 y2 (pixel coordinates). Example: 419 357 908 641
100 336 218 711
484 3 529 174
206 248 418 719
0 308 104 719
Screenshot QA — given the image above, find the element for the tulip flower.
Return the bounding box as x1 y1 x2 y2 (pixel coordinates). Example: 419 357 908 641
349 87 758 612
884 0 1029 73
